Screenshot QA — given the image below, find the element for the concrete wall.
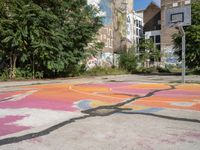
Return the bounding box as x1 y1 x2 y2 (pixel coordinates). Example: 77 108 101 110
112 0 134 52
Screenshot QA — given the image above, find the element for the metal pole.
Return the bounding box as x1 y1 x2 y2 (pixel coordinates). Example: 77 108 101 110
182 31 186 84
178 25 186 84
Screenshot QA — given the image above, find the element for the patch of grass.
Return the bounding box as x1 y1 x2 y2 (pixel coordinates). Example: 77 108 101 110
82 67 127 76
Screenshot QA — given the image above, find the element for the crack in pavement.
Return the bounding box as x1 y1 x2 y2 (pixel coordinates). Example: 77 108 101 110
119 111 200 123
1 84 199 146
82 85 176 115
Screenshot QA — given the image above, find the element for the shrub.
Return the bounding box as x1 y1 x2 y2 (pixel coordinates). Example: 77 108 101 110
157 67 171 73
119 48 137 73
136 67 155 74
83 66 127 76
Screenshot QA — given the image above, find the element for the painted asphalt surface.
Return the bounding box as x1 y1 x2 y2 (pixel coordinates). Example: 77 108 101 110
0 82 200 149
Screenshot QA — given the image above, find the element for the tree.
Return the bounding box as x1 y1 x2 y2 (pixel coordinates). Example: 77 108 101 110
173 0 200 69
138 38 161 67
119 46 137 73
0 0 103 78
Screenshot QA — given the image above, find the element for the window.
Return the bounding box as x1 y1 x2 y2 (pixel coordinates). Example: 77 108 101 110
136 37 139 45
158 20 161 25
139 29 143 37
150 36 154 42
185 0 191 5
107 39 110 48
136 29 139 36
109 29 112 37
139 21 142 28
110 39 113 48
173 2 178 7
136 20 139 27
155 35 160 43
100 34 103 40
105 39 108 47
156 44 161 51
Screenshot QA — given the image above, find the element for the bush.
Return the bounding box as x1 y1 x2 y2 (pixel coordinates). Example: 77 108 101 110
0 69 10 81
157 67 171 73
83 66 127 76
192 68 200 75
119 48 137 73
136 67 155 74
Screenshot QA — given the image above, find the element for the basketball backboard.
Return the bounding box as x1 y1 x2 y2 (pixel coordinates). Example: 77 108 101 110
166 5 191 27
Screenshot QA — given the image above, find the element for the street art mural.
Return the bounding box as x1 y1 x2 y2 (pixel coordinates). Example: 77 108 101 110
163 46 179 65
0 83 200 139
86 53 119 69
87 0 115 67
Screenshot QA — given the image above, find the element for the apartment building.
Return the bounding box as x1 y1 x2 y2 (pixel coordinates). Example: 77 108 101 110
143 2 161 53
133 10 144 52
136 2 161 66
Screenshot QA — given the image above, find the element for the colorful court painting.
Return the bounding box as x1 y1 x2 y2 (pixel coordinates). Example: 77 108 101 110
0 83 200 138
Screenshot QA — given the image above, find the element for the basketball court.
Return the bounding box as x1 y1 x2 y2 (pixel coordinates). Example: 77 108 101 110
0 78 199 149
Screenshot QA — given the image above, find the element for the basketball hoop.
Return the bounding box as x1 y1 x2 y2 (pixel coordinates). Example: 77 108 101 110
166 4 191 84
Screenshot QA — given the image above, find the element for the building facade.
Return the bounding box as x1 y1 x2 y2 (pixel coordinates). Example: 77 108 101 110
87 0 135 68
161 0 191 65
143 2 161 52
133 10 144 52
112 0 135 52
136 2 161 66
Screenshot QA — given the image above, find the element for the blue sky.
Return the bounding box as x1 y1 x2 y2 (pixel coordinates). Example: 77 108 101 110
134 0 160 11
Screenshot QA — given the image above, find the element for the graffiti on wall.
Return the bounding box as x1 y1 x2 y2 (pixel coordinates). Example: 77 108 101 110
163 46 179 65
86 52 119 69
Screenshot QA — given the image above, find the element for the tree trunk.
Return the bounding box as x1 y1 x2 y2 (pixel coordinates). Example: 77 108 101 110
11 54 17 79
32 54 35 79
9 53 13 79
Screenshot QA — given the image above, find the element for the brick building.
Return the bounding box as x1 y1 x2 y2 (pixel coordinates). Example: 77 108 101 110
161 0 191 64
143 2 161 54
137 2 161 66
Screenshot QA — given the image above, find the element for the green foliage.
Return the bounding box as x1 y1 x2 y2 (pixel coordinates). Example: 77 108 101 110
191 68 200 75
157 67 171 73
0 0 103 79
138 38 161 67
173 0 200 69
119 47 138 73
83 66 127 76
136 67 156 74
